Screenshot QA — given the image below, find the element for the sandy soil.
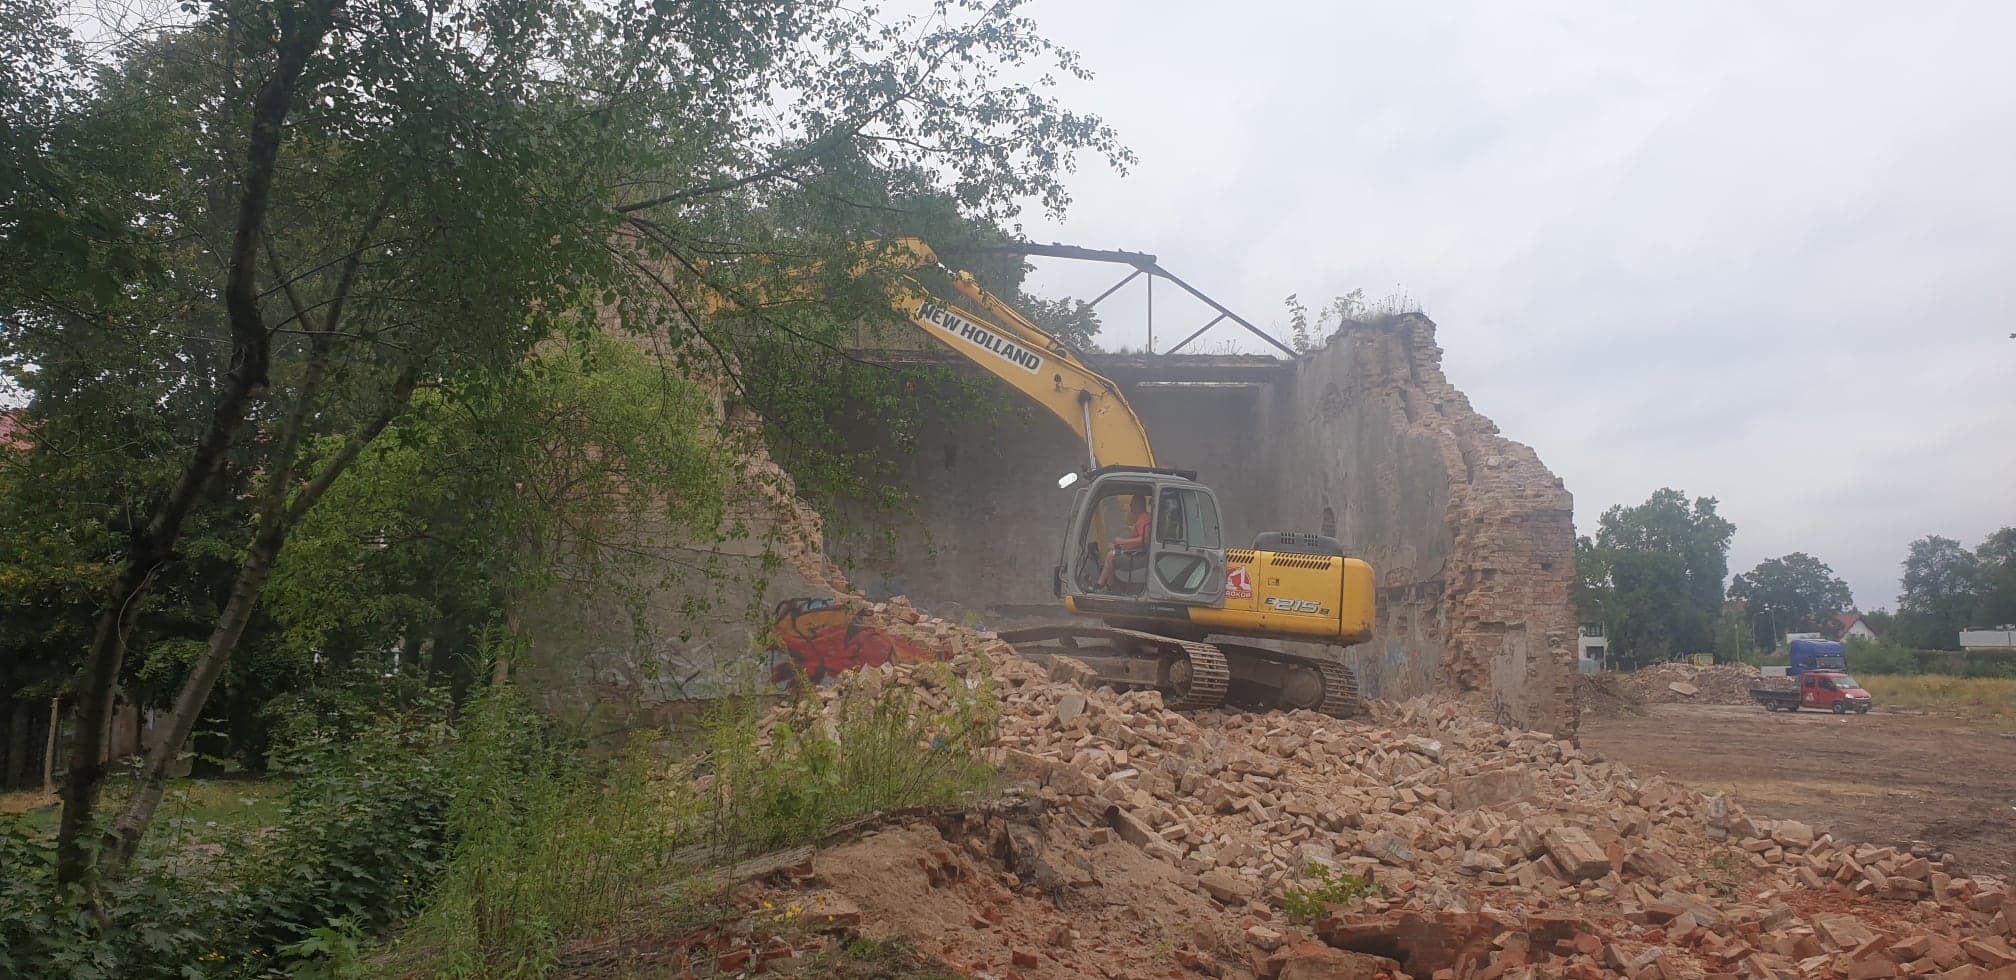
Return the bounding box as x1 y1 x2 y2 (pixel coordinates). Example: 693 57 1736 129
1580 702 2016 880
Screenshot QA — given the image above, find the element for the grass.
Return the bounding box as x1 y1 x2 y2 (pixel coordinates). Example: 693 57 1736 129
1 775 288 852
1857 674 2016 726
372 666 1000 978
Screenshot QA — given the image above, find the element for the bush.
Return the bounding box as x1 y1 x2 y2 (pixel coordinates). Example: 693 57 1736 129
1843 639 2016 678
4 665 1004 979
375 665 999 978
0 688 454 979
696 666 998 858
377 686 674 978
1280 864 1378 924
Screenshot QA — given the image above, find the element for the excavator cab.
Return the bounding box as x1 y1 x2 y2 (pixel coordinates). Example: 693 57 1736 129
1055 467 1227 609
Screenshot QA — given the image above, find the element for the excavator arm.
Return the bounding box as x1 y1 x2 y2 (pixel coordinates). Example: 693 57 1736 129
701 238 1154 471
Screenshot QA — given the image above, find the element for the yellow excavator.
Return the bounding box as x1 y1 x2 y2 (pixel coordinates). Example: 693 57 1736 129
704 239 1376 716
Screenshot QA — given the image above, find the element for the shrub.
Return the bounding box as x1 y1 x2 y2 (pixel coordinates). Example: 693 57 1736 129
378 686 675 978
697 666 998 858
0 687 454 979
1843 639 2016 678
378 664 1001 977
1280 864 1378 924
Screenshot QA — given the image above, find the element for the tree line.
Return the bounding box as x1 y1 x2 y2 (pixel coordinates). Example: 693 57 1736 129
2 0 1124 930
1575 488 2014 667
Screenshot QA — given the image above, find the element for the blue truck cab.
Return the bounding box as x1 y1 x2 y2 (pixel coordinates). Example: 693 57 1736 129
1788 638 1847 676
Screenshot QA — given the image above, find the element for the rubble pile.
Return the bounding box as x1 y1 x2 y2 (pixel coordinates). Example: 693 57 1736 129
1617 662 1770 705
1575 671 1644 718
765 648 2015 979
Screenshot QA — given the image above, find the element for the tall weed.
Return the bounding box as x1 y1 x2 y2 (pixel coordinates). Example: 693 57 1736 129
380 663 1001 977
381 686 675 978
696 666 997 858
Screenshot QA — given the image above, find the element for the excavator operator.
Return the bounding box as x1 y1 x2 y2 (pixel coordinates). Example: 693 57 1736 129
1097 495 1153 592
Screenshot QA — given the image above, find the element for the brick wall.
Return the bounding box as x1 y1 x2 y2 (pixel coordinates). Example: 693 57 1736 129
1272 314 1578 734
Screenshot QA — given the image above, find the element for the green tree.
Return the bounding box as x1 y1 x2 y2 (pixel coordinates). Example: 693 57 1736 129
11 0 1129 895
264 333 730 695
1579 489 1736 667
1893 535 1982 650
1972 527 2016 628
1018 294 1104 352
1728 553 1856 651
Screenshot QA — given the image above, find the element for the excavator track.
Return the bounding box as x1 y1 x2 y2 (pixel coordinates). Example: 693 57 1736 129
1212 642 1361 719
999 625 1230 710
997 625 1358 718
1156 634 1231 711
1314 658 1361 717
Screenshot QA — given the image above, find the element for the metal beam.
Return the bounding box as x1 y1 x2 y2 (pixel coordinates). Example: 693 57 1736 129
1086 269 1142 309
1165 313 1229 354
979 243 1160 267
970 242 1297 359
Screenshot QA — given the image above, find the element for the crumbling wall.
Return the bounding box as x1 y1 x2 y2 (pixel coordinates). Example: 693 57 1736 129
1263 315 1578 734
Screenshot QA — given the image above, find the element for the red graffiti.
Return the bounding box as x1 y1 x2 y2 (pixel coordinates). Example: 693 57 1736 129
769 598 942 684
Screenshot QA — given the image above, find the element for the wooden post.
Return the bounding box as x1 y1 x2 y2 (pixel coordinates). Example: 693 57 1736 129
43 697 59 794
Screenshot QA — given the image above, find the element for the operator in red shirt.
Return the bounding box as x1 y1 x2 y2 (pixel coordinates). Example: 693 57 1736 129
1097 495 1153 591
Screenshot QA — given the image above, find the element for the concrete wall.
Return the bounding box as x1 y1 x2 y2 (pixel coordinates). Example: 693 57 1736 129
819 313 1580 734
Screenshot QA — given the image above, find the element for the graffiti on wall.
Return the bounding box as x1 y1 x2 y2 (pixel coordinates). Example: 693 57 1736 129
768 598 944 684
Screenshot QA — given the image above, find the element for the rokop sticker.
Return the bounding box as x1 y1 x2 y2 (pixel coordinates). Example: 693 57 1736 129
1226 565 1253 599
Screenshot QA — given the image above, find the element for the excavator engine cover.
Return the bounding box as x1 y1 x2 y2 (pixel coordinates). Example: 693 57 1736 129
1251 531 1345 557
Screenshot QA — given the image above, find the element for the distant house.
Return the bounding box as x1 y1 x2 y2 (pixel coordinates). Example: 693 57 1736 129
1833 612 1877 642
1576 624 1607 673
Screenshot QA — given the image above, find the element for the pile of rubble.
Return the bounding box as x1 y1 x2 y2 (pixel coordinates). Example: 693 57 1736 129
1575 671 1645 718
1616 662 1771 705
755 647 2015 979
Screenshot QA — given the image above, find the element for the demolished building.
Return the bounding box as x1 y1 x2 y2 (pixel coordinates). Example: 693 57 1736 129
520 312 1581 736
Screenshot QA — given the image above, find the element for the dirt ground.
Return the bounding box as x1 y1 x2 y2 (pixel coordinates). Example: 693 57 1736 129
1581 702 2016 880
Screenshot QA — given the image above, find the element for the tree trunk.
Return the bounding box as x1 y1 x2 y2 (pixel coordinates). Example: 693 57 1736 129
52 0 337 892
43 697 59 794
59 557 184 888
105 367 415 871
109 542 281 867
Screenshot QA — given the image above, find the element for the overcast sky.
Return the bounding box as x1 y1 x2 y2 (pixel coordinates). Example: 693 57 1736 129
992 1 2015 610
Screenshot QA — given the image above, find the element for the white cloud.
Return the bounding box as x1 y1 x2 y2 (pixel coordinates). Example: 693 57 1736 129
987 0 2015 608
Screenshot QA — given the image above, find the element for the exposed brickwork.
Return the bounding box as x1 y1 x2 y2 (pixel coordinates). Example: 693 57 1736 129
1289 314 1578 734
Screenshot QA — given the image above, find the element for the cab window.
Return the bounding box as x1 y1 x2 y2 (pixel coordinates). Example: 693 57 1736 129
1154 488 1222 550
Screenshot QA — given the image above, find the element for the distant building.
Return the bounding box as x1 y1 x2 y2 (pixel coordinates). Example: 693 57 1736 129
1577 624 1607 673
1834 612 1878 642
1960 628 2016 651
